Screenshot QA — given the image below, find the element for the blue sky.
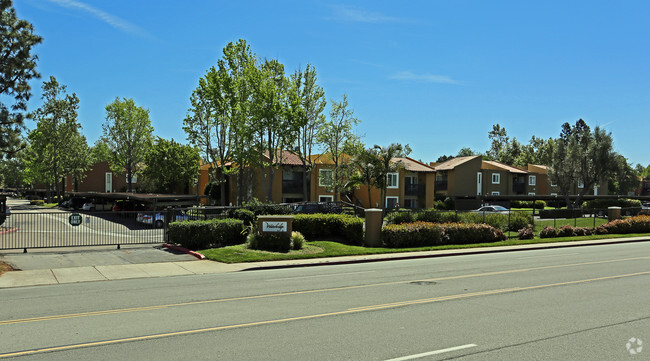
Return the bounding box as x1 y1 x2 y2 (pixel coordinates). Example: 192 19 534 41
14 0 650 166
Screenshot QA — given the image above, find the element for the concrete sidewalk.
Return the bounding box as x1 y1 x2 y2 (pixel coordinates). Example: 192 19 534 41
0 236 648 288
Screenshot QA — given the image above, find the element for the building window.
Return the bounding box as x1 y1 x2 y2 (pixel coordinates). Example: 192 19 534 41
387 172 399 188
491 191 500 196
550 181 557 187
578 180 584 188
492 173 500 184
319 195 333 202
385 196 399 209
319 169 333 187
131 175 137 184
528 175 536 186
404 199 417 209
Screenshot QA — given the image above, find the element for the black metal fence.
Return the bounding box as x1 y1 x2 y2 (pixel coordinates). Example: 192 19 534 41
0 210 166 251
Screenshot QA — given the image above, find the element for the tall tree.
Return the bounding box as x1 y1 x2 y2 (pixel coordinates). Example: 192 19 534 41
373 143 410 209
608 155 639 195
27 76 88 199
184 39 255 205
0 0 42 158
549 119 618 208
352 146 380 208
89 138 113 164
317 94 362 202
102 98 154 192
249 58 295 202
290 64 327 201
142 137 200 194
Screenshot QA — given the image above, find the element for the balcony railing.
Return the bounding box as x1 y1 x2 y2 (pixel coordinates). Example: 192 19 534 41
435 180 448 191
405 183 426 196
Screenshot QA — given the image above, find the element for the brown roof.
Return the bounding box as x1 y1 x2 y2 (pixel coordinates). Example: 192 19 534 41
482 160 528 174
266 150 303 166
392 157 435 173
433 156 480 171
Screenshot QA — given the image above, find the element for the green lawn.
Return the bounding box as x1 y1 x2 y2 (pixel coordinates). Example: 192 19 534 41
200 233 650 263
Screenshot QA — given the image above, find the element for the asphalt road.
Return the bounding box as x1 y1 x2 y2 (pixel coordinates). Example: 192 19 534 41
0 242 649 360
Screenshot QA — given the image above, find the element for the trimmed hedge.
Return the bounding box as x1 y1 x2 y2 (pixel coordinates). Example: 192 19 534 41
248 232 292 252
511 200 546 209
596 215 650 234
293 213 364 245
226 208 256 225
539 225 595 238
168 218 246 250
583 198 641 209
388 209 532 232
382 222 505 248
538 209 584 219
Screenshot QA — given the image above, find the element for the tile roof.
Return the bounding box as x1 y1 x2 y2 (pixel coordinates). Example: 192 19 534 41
392 157 435 172
266 150 303 166
433 156 481 171
482 160 528 174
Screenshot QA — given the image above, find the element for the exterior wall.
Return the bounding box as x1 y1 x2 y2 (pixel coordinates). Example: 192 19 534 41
424 172 435 209
65 161 132 193
450 156 483 196
483 170 509 195
310 163 335 202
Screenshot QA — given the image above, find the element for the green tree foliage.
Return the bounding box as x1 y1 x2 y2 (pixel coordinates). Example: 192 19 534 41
352 146 380 208
0 0 42 158
26 76 89 199
184 39 255 205
317 95 363 202
608 154 639 195
89 138 112 164
142 137 200 194
456 147 476 157
290 64 326 201
102 98 154 192
487 124 554 167
549 119 618 208
373 143 410 209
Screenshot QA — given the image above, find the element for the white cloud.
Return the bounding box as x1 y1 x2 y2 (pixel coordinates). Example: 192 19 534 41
46 0 148 38
328 5 406 23
390 71 460 85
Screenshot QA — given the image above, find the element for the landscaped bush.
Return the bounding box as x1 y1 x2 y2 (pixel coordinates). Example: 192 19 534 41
384 210 415 225
242 198 293 215
538 209 584 219
539 226 558 238
168 218 246 250
293 213 363 245
247 232 292 252
458 211 532 232
539 225 595 238
30 199 44 206
291 231 305 250
511 200 546 209
596 215 650 234
382 222 444 248
226 208 256 225
381 221 505 248
415 209 460 223
517 225 535 240
583 198 641 210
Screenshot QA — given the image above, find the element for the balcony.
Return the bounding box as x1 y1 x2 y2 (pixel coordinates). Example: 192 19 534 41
282 179 305 194
435 180 448 191
512 183 526 194
405 183 426 196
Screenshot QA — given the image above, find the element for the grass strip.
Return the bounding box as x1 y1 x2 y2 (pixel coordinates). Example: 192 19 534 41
200 233 650 263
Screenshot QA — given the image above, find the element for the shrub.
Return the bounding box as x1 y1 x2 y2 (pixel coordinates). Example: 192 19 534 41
415 209 460 223
509 212 534 232
538 209 583 219
291 231 305 250
30 199 44 206
168 218 246 250
433 200 446 210
598 215 650 234
557 225 575 237
293 213 363 245
539 226 558 238
382 222 444 248
227 208 256 225
511 200 546 209
248 232 292 252
457 211 532 232
242 198 293 215
381 221 505 248
517 225 535 240
444 197 455 211
384 210 415 225
583 198 641 210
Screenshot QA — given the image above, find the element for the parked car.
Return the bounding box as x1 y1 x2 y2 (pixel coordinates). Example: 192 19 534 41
136 210 193 228
472 205 510 214
81 200 112 211
642 202 650 210
291 202 342 214
113 200 148 216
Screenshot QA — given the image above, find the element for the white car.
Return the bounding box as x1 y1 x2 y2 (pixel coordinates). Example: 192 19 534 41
137 211 193 228
81 200 112 211
473 205 510 214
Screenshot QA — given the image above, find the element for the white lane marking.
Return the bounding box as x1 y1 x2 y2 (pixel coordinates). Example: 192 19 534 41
266 271 375 281
518 253 579 260
384 344 478 361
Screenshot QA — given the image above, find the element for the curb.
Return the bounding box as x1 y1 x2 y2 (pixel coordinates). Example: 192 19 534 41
239 238 650 271
162 244 206 260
